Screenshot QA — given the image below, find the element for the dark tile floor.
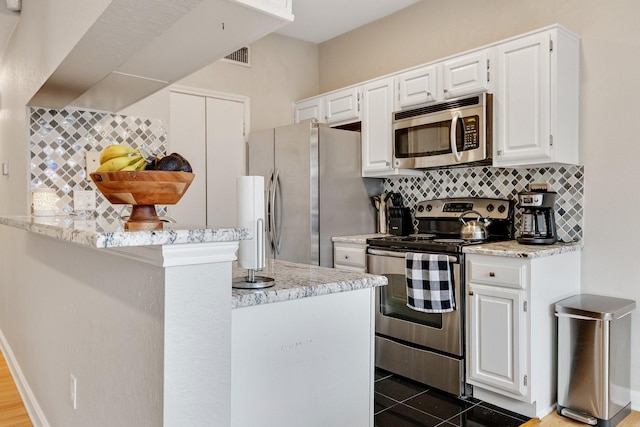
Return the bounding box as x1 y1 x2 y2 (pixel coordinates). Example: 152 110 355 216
374 368 531 427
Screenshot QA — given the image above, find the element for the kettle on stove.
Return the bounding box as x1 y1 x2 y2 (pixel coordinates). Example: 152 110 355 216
517 184 558 245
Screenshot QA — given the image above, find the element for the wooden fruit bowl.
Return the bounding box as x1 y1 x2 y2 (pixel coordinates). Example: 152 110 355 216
90 171 195 230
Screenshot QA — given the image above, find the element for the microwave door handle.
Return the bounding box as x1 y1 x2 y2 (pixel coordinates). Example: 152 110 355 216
450 112 463 162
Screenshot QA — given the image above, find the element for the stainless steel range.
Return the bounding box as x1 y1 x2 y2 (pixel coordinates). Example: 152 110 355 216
367 197 514 397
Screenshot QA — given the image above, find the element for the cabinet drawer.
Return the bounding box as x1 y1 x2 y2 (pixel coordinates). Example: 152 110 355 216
468 258 527 289
334 245 366 269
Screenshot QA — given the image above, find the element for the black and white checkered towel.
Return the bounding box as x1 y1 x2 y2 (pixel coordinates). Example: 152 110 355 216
406 253 456 313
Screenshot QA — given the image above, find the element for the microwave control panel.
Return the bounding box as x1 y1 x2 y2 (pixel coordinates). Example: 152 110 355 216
462 116 480 150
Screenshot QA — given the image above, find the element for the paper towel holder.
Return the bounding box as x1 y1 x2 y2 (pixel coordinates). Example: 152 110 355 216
232 218 275 289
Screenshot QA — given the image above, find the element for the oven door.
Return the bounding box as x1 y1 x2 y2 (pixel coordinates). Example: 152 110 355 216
367 248 463 357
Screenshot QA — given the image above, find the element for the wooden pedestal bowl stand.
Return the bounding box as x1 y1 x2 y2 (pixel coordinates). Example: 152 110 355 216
90 171 195 230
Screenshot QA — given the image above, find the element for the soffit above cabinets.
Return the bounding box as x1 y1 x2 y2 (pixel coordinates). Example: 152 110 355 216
28 0 293 112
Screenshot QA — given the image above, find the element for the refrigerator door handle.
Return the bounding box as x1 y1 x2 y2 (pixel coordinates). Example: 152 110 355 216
272 168 282 255
267 169 276 253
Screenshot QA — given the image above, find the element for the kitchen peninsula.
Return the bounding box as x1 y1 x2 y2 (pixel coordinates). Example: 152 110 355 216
0 215 386 427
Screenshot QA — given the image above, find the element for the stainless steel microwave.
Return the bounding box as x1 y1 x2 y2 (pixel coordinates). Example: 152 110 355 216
392 93 492 169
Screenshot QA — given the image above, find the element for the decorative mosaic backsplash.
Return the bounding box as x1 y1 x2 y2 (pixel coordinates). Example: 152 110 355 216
384 165 584 242
29 108 167 220
28 107 584 242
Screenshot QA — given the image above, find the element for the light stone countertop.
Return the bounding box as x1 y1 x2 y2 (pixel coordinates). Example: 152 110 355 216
332 233 582 258
462 239 582 258
0 215 249 248
232 258 388 309
331 233 389 245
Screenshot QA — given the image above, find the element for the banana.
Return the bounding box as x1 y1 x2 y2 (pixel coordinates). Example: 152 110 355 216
96 155 143 172
120 157 147 171
100 144 138 164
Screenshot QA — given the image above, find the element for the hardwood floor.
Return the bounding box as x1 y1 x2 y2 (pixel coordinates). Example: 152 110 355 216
533 410 640 426
0 350 32 427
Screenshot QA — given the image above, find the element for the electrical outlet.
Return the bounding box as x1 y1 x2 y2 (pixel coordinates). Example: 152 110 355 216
70 374 77 410
74 190 96 211
85 151 100 176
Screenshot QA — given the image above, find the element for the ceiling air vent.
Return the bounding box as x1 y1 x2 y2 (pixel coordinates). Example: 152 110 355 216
222 47 250 67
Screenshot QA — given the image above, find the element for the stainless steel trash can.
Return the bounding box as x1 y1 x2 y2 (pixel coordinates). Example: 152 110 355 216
555 294 636 427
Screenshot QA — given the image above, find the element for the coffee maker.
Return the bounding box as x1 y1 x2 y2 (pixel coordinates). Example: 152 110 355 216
517 187 558 245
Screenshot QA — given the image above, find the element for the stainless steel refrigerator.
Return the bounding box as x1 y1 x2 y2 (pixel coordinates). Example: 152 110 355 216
248 121 382 267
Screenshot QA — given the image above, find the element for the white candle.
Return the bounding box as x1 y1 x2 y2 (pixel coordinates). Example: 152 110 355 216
32 187 59 216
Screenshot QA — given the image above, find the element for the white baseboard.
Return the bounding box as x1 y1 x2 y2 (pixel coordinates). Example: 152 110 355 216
0 329 49 427
631 389 640 412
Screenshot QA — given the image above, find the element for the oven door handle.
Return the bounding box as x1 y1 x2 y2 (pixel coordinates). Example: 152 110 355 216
368 248 458 263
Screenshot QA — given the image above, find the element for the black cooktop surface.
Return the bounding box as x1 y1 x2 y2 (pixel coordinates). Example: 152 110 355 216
367 234 510 254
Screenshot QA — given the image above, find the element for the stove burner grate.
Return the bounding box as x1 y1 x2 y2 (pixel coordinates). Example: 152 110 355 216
432 238 467 244
408 233 436 240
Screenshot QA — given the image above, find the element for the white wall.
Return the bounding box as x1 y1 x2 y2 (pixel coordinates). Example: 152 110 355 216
318 0 640 407
0 227 164 426
0 0 111 216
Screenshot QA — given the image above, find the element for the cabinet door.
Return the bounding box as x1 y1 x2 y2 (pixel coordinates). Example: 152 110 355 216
168 92 207 225
442 50 491 99
205 97 246 227
294 97 324 123
168 91 247 227
324 87 361 124
396 64 439 109
467 283 527 398
361 78 394 174
493 32 551 166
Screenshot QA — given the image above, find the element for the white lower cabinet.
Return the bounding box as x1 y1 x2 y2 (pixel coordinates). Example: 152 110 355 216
466 251 580 418
333 241 367 272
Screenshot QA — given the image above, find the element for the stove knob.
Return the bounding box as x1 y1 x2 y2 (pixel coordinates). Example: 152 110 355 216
497 204 506 213
426 204 433 212
486 204 494 212
417 205 425 212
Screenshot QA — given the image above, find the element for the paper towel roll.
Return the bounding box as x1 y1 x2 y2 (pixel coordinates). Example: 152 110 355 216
236 176 265 270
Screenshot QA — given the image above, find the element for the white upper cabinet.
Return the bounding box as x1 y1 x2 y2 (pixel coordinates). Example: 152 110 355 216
361 78 423 177
493 26 580 167
294 97 324 124
442 50 492 99
361 78 394 174
324 87 361 125
294 24 580 173
294 87 361 125
396 64 439 109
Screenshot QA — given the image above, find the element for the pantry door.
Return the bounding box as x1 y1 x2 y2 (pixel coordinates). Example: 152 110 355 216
168 89 248 227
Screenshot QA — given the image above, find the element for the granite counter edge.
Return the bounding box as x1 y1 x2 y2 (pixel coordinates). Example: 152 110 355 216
0 215 250 249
